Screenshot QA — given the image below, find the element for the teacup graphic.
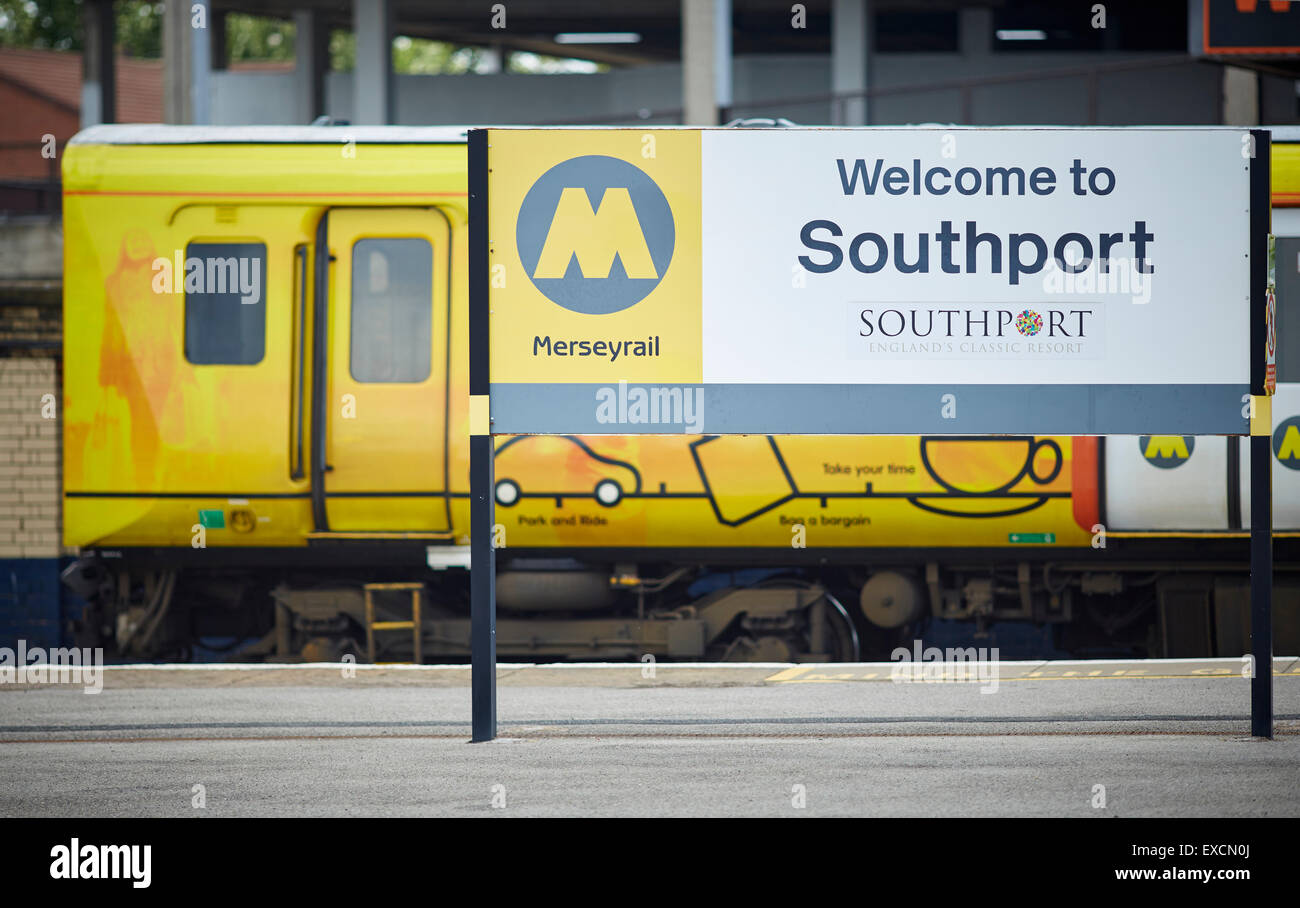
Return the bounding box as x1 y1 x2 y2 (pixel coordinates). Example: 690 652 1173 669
920 436 1063 496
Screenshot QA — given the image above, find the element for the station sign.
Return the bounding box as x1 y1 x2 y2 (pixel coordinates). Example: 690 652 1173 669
477 127 1264 436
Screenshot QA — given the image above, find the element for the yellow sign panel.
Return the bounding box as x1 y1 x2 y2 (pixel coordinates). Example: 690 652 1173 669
488 129 702 385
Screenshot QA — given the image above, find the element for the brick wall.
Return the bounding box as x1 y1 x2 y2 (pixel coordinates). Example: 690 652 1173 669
0 300 62 558
0 79 75 182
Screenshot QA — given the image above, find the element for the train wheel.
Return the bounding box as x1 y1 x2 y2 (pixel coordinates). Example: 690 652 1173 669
716 581 861 662
806 589 861 662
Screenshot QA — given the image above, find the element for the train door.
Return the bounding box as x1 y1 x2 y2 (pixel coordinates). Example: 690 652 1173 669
314 208 451 534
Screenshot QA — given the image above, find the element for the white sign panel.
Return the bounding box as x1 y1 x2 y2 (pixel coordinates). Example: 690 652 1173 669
703 129 1248 389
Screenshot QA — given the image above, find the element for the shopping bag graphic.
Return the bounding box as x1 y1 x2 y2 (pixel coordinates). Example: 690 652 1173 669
690 435 798 526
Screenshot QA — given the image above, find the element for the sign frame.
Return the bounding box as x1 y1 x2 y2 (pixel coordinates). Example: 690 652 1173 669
466 126 1275 744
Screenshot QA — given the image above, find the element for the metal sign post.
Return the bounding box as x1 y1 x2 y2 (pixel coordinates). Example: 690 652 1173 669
468 129 496 744
1249 130 1273 739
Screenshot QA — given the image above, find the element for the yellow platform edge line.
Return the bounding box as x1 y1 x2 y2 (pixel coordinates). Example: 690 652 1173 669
768 671 1300 683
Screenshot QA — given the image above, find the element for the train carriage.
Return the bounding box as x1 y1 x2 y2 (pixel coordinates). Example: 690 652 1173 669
59 124 1300 662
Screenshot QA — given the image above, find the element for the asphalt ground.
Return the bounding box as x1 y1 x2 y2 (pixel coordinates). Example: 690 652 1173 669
0 658 1296 817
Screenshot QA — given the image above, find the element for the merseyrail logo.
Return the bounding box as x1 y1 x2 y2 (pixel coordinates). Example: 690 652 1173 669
1139 435 1194 468
1276 416 1300 471
516 155 675 315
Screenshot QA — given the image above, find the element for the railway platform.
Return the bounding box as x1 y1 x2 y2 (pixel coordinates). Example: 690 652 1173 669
1 657 1296 817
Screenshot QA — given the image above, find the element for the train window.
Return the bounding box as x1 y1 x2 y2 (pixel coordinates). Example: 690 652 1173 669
350 238 433 383
183 242 267 365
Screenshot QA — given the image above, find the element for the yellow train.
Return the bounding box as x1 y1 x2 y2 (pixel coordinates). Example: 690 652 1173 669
59 125 1300 662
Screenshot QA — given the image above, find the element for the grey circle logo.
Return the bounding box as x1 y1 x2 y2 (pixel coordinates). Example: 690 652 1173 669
1274 416 1300 471
1138 435 1194 469
516 155 674 315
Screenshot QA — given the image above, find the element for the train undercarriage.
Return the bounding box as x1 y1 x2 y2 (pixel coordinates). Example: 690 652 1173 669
60 543 1300 664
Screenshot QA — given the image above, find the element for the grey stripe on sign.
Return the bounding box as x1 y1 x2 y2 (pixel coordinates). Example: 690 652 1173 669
489 383 1250 436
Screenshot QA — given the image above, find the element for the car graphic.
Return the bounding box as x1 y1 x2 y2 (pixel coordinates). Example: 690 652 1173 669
493 435 643 508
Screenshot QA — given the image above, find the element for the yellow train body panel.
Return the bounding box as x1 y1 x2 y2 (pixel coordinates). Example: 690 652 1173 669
62 140 464 547
57 131 1099 553
1272 139 1300 207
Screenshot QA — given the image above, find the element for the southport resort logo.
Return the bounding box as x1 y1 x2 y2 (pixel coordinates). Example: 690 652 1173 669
849 301 1102 360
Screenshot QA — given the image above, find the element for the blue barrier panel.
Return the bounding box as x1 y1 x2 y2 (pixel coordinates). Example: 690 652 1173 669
0 558 62 650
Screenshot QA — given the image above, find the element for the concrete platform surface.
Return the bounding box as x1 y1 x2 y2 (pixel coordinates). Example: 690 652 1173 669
0 658 1296 817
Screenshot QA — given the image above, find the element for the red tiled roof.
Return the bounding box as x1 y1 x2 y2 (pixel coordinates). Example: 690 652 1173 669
0 47 295 123
0 47 163 122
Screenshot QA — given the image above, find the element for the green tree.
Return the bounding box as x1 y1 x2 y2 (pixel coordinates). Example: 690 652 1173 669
0 0 603 72
0 0 163 58
115 1 162 58
329 28 353 72
0 0 84 51
225 13 294 64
